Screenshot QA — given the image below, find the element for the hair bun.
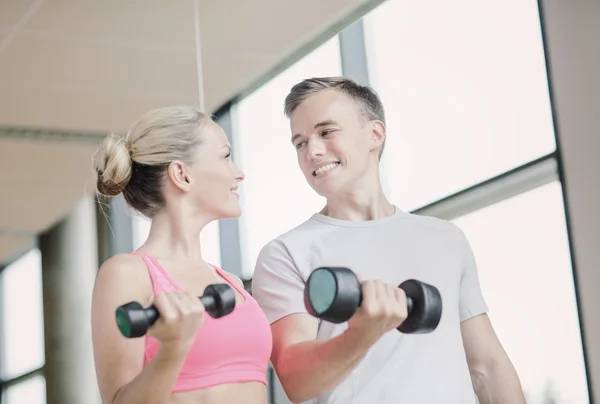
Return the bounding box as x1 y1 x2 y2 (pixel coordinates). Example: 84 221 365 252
93 133 133 197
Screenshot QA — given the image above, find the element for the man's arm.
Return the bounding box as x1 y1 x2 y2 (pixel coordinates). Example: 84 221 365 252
269 281 408 403
252 240 408 403
252 239 364 403
451 223 524 403
461 314 526 404
270 314 371 403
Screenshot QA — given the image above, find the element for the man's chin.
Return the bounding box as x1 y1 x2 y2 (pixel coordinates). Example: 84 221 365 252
310 182 340 198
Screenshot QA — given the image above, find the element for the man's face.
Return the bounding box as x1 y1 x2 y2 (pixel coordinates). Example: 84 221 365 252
289 90 383 197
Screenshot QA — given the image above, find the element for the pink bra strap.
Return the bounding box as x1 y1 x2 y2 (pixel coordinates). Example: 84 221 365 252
132 251 180 293
213 266 248 296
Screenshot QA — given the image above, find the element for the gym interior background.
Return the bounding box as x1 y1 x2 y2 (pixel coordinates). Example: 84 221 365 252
0 1 598 403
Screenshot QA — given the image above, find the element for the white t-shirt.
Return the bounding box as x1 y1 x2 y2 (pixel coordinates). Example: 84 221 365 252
252 207 488 404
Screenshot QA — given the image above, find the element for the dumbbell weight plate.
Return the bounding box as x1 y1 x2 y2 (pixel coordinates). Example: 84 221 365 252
397 279 443 334
116 301 147 338
203 283 236 318
306 268 337 315
304 267 361 323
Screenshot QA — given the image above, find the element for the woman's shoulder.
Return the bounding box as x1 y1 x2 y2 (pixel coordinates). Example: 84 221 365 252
99 253 147 276
95 253 153 301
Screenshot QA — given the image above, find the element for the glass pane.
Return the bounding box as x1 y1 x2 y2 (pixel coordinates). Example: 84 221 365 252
0 249 45 379
453 181 588 404
235 36 343 277
3 375 46 404
132 215 221 268
364 0 557 211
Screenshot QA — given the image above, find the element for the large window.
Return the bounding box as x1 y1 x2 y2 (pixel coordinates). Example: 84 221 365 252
234 35 343 278
453 182 589 404
0 249 45 402
363 0 557 211
132 215 221 268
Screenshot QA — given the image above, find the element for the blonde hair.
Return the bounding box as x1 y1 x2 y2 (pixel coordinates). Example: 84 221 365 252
93 105 209 217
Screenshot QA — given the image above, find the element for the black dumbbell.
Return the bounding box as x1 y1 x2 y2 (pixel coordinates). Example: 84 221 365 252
115 283 236 338
304 267 443 334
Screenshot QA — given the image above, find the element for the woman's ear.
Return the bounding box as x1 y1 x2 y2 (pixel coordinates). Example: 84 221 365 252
167 160 192 192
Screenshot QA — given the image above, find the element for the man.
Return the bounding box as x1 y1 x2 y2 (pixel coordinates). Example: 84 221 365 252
251 76 525 404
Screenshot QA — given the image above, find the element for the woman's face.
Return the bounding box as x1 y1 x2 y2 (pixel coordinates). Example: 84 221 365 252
186 120 245 219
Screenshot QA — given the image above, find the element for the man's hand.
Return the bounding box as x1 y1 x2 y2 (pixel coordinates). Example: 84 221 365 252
346 279 409 347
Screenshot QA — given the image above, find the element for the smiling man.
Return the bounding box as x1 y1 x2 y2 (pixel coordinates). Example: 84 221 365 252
251 77 525 404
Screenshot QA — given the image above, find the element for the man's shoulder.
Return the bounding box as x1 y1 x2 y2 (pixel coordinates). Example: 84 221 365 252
253 215 332 280
394 211 462 235
398 213 472 257
260 215 325 251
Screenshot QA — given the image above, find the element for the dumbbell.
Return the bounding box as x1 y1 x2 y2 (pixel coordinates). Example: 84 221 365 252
304 267 442 334
115 283 236 338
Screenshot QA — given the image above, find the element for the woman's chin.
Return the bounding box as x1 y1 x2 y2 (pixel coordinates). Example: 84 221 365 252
219 204 242 219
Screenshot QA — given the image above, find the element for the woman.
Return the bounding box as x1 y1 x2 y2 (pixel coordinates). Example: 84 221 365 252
91 106 272 404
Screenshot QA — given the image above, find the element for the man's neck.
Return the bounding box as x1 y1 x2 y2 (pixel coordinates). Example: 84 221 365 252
321 187 395 222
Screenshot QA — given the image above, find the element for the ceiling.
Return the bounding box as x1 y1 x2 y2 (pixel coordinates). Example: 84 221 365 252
0 0 382 266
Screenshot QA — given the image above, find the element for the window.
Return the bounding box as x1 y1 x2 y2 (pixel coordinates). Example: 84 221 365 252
234 35 343 277
132 215 221 267
3 375 46 404
452 181 589 404
364 0 557 211
0 249 45 380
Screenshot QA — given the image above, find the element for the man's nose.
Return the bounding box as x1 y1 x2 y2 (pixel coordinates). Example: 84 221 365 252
306 138 325 160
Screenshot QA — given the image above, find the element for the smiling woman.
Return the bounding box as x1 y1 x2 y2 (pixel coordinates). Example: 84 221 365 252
90 105 272 404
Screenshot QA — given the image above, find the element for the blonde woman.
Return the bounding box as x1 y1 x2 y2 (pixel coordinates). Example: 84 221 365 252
91 106 272 404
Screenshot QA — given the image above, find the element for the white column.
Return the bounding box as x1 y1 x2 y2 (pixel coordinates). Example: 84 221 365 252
40 196 101 404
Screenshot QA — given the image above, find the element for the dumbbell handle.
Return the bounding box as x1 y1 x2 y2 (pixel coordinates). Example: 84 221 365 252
351 279 440 334
115 293 221 338
127 295 217 328
406 296 414 314
356 290 414 314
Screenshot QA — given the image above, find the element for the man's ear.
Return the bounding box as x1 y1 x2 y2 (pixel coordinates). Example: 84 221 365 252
370 120 386 151
167 160 192 192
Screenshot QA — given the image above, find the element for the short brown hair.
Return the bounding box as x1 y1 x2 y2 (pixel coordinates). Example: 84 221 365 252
284 76 386 159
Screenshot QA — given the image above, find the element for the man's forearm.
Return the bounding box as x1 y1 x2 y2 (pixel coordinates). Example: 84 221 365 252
276 328 375 403
471 357 526 404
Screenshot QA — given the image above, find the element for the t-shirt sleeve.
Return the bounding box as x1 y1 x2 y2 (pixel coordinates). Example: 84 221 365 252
454 225 489 322
251 239 309 324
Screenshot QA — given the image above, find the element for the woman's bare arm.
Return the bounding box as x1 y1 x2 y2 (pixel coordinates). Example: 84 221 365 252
91 254 189 404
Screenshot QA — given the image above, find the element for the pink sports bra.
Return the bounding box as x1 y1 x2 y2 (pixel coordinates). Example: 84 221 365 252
132 251 272 392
